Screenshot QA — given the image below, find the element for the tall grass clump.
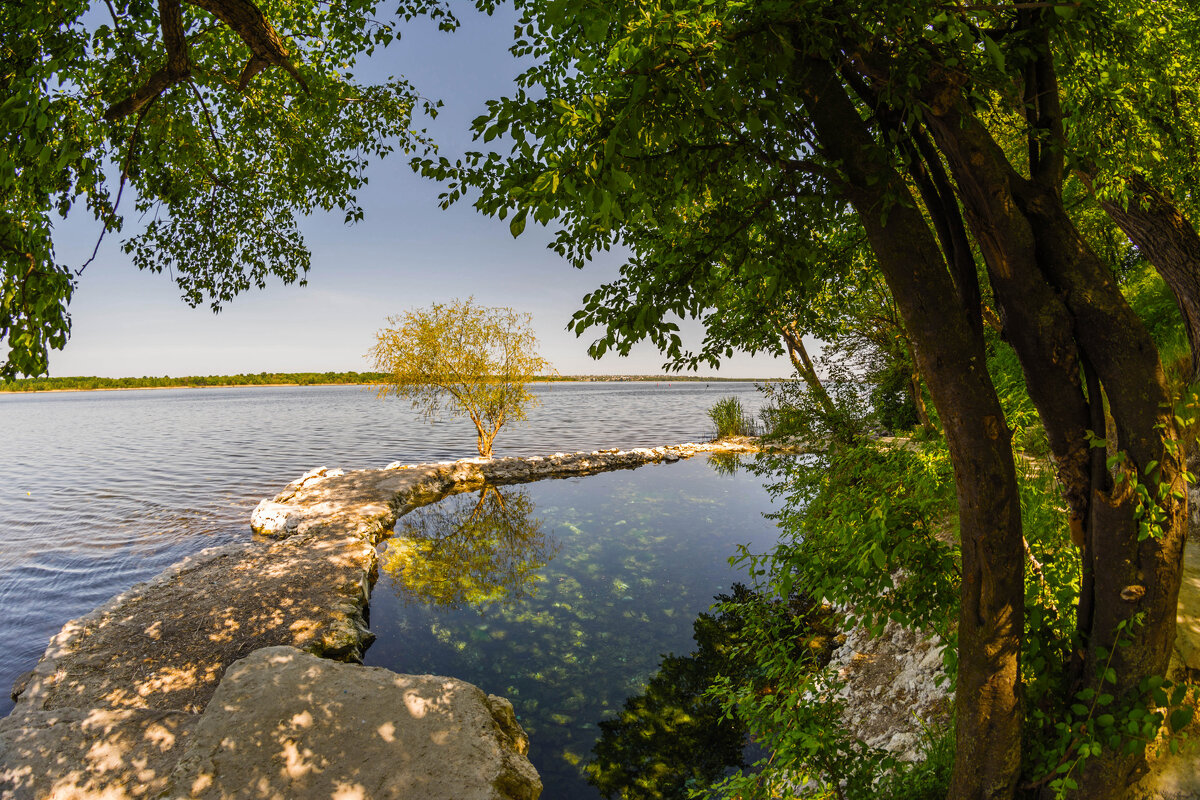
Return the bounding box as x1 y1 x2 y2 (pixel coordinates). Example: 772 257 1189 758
708 396 757 439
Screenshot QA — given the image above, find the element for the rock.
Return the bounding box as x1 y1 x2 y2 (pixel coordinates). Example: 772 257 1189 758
0 706 195 799
251 499 300 537
165 647 541 800
828 619 951 759
13 537 376 717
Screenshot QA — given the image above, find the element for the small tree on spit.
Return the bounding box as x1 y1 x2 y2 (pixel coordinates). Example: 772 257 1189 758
369 298 553 458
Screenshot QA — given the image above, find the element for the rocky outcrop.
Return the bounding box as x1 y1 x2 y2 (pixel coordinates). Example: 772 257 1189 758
828 621 951 761
1 440 769 799
164 647 540 800
248 441 767 538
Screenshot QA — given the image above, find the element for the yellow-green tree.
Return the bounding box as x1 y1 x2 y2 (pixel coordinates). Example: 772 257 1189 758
369 298 552 457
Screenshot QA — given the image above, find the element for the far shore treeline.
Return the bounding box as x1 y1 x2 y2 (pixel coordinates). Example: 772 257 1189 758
0 373 757 393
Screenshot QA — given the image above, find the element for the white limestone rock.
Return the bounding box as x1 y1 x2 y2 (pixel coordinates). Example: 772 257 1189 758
165 647 541 800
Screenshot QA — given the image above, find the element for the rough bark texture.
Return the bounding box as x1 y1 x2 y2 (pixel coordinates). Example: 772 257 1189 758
923 106 1093 539
917 81 1186 798
801 57 1025 800
1095 174 1200 379
1016 179 1187 798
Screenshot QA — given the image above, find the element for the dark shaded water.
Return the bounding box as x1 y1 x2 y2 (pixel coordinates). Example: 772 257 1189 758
365 458 782 797
0 381 764 716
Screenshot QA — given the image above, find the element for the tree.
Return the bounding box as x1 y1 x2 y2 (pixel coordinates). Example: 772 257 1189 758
429 1 1194 797
1 0 455 379
369 297 552 458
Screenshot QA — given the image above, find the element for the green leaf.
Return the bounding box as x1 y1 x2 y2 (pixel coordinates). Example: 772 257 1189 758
509 212 528 238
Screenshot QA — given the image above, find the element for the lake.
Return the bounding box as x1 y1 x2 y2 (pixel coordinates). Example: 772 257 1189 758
0 381 767 720
366 458 783 796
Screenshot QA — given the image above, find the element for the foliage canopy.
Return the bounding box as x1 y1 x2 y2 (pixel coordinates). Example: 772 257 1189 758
1 0 456 378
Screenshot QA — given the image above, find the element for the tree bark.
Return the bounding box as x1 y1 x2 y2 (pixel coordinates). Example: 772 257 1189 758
1015 184 1187 795
778 324 837 418
1091 174 1200 379
800 56 1026 800
917 78 1187 797
922 103 1094 547
901 337 936 436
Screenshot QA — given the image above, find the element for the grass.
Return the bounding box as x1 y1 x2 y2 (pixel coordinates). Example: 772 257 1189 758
708 396 758 439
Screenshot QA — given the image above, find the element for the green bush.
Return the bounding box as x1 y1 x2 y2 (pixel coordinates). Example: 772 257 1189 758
707 396 757 438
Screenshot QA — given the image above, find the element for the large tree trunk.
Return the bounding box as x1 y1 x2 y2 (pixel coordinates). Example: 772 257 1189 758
922 107 1094 538
1015 179 1188 798
922 86 1187 799
801 57 1026 800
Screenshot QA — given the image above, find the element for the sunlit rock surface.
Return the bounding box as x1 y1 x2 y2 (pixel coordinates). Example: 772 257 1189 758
828 620 951 762
165 647 540 800
0 707 194 798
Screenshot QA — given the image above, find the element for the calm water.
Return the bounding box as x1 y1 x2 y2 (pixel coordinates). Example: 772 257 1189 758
0 381 764 716
366 458 781 797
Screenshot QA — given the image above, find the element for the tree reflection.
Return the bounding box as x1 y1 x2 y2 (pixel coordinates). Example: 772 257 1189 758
585 585 835 800
380 485 558 611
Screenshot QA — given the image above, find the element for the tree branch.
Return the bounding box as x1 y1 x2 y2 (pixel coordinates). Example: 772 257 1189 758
185 0 308 92
103 0 190 121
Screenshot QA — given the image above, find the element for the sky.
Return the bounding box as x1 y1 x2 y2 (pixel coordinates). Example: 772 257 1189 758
45 6 799 380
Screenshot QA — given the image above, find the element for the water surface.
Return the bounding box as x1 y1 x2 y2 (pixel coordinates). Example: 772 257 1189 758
365 457 781 797
0 381 764 715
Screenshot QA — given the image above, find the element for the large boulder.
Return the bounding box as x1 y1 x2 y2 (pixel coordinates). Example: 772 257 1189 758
164 647 541 800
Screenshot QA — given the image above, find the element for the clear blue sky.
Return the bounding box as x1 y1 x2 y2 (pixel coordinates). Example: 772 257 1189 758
47 7 799 379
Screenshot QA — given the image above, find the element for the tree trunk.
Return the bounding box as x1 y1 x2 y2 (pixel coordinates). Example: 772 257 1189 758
920 88 1188 798
1014 179 1188 798
779 324 837 417
909 366 935 436
1089 173 1200 379
801 57 1026 800
901 336 936 436
922 106 1094 536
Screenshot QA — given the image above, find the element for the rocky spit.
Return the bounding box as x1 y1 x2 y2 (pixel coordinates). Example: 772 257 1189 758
0 440 766 799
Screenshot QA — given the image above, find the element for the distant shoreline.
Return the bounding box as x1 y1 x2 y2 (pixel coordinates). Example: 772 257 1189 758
0 374 771 394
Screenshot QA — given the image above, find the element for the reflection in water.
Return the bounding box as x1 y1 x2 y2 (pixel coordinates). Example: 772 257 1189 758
586 586 836 800
584 585 754 800
364 459 790 798
380 485 559 611
705 451 744 476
